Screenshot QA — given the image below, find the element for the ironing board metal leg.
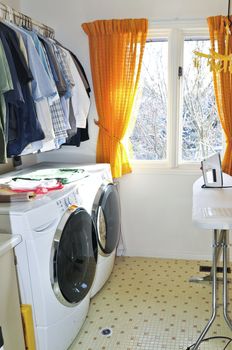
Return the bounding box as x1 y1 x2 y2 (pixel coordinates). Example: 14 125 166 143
192 229 218 350
223 230 232 330
189 229 223 283
209 229 224 278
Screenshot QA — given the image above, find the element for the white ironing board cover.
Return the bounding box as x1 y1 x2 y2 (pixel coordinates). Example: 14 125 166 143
193 173 232 230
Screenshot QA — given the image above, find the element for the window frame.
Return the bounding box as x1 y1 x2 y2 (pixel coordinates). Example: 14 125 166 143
130 19 218 171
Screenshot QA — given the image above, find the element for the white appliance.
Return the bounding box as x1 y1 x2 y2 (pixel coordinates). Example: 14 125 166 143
201 153 223 188
0 180 98 350
35 162 121 298
77 164 121 298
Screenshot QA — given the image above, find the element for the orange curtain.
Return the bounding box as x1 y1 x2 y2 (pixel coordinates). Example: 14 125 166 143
208 16 232 174
82 19 148 178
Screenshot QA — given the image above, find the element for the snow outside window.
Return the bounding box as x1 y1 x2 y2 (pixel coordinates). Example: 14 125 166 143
129 25 223 168
181 38 223 162
130 39 168 161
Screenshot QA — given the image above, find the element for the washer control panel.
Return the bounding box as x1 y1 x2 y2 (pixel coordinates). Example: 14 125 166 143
56 190 81 213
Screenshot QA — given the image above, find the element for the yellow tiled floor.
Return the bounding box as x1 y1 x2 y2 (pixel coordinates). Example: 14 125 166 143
69 257 232 350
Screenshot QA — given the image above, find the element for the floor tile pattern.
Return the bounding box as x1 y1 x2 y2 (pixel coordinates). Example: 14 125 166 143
69 257 232 350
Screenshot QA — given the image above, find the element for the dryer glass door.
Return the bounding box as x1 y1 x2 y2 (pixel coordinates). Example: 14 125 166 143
96 184 120 255
52 208 97 305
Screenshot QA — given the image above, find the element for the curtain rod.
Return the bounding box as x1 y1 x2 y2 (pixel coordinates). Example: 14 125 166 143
148 18 207 26
0 1 55 38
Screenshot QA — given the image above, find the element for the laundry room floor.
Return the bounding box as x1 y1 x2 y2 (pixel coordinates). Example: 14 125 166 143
69 257 232 350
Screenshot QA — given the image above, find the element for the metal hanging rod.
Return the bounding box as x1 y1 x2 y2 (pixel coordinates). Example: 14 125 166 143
0 2 55 38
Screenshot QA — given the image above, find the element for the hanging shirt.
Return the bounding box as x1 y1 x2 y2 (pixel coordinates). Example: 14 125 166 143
23 29 58 101
28 33 66 151
60 95 71 129
13 26 71 152
69 51 91 97
63 119 90 147
21 29 59 150
51 43 90 128
39 37 90 147
53 42 90 146
53 39 91 96
49 100 68 138
39 36 67 96
34 36 68 146
0 33 23 158
0 22 45 157
64 48 90 128
16 32 29 65
50 41 91 146
4 22 58 154
0 33 24 108
79 120 90 142
7 27 44 155
48 42 74 130
0 38 13 163
5 23 57 101
51 41 75 99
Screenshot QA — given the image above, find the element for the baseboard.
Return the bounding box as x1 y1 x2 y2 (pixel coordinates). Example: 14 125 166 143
119 249 214 261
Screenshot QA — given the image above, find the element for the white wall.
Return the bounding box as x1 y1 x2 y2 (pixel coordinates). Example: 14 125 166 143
119 170 212 259
0 155 38 175
18 0 227 259
1 0 20 9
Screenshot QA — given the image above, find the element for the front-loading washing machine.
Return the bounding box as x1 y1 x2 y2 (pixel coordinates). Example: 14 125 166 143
77 164 121 298
4 162 121 300
0 181 98 350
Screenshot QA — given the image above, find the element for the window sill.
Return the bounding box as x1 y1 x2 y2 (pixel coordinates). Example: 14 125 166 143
130 160 202 175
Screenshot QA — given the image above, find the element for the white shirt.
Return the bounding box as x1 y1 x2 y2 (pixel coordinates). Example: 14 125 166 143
63 48 90 128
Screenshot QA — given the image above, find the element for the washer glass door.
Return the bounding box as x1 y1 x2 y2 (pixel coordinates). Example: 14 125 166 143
52 207 97 306
96 184 120 255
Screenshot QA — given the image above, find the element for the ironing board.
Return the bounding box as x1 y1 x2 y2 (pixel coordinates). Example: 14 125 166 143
192 173 232 349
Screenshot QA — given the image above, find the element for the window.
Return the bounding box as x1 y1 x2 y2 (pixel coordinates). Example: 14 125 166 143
181 38 223 162
130 39 168 160
129 23 223 168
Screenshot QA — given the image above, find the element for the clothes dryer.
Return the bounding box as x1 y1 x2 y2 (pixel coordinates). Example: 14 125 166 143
0 182 97 350
77 164 121 297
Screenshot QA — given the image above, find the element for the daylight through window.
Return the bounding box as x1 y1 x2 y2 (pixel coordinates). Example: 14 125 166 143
181 39 223 162
129 28 223 166
130 39 168 160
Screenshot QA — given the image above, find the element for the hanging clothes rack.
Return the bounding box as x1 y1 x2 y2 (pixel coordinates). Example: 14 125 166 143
0 2 55 38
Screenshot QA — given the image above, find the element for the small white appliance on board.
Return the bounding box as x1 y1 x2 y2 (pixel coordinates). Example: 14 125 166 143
201 153 223 188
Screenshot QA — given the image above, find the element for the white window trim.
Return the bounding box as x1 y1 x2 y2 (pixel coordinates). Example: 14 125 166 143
131 19 216 174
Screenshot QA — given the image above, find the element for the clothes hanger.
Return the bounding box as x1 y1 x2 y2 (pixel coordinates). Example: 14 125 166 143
0 3 54 38
0 3 7 21
5 5 14 23
0 8 4 20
